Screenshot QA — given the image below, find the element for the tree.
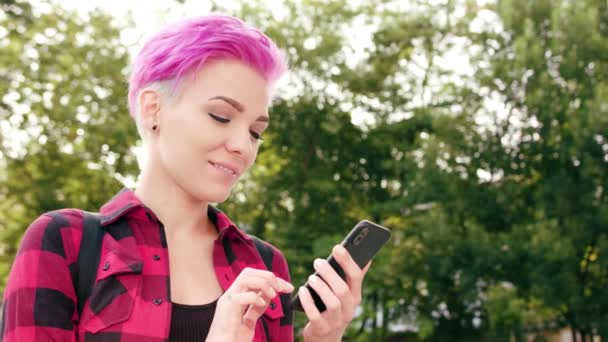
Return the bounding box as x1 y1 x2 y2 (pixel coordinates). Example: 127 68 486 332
465 0 608 339
0 0 137 287
217 0 608 340
1 0 605 340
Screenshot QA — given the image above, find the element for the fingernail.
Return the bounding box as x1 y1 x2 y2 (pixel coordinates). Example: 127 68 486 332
284 281 295 292
278 278 293 291
308 275 317 284
314 258 323 268
336 245 346 255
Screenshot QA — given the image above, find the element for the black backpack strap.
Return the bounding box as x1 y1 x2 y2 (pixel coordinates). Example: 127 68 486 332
260 317 270 342
250 235 273 272
75 211 105 318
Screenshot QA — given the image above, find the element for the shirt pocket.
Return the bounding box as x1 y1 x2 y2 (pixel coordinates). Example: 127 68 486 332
255 294 286 341
80 247 143 334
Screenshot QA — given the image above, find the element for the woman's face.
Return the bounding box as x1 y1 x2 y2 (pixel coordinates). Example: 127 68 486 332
155 59 271 203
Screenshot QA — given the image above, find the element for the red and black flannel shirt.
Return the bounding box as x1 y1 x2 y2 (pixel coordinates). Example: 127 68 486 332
1 188 293 341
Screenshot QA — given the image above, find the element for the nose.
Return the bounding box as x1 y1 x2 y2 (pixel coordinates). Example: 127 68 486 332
225 126 254 156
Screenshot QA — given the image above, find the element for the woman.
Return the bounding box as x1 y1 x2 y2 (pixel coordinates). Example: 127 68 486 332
1 15 370 342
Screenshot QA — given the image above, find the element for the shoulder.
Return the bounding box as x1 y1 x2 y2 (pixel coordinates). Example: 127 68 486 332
17 208 85 259
5 209 87 301
249 235 291 281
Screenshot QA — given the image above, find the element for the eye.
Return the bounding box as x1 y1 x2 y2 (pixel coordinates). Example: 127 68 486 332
249 130 264 141
208 112 230 123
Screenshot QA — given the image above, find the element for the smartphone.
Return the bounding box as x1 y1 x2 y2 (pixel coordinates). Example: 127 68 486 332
291 220 391 312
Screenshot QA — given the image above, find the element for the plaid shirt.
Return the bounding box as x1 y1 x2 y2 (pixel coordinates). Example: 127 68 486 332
1 188 293 341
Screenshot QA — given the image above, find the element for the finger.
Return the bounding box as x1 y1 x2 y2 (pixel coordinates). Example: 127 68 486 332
228 290 267 307
332 245 366 296
242 292 272 328
242 267 295 292
239 268 280 291
307 275 342 318
363 261 372 273
277 277 295 293
234 274 279 300
298 286 331 335
236 272 294 299
239 267 295 293
312 258 354 314
222 284 271 325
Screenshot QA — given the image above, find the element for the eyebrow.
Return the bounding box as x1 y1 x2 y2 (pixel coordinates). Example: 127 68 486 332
208 95 269 123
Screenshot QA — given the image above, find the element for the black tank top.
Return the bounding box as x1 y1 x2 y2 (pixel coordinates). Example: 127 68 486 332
168 299 218 342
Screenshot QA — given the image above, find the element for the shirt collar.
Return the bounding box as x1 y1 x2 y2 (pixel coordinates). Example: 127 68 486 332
99 187 251 241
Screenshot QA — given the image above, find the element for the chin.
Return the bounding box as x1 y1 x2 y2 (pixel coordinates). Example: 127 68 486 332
191 187 232 204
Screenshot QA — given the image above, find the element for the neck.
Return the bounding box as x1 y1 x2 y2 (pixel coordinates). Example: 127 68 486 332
134 150 216 238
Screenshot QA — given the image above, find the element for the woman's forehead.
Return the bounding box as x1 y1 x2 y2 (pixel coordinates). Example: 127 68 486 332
163 60 273 117
182 61 273 105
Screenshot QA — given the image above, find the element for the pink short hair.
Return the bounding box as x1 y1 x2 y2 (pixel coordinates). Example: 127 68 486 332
127 15 288 117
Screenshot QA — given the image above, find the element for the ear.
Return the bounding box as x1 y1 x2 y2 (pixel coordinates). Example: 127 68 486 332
138 88 162 131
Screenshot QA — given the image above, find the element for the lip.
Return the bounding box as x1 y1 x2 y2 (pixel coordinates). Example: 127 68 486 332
209 161 242 176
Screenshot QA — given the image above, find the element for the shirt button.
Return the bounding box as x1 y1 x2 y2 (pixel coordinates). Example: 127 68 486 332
152 255 161 261
153 298 163 305
270 302 276 309
103 261 110 271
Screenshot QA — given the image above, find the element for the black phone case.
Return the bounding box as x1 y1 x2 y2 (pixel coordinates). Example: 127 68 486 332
291 220 391 312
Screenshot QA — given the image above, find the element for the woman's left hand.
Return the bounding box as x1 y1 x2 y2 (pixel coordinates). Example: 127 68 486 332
299 245 371 342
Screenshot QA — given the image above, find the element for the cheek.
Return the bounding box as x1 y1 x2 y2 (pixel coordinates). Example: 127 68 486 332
164 112 208 149
158 134 192 173
247 146 260 165
158 119 203 168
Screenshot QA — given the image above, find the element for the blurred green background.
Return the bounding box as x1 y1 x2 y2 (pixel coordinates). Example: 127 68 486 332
0 0 606 340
